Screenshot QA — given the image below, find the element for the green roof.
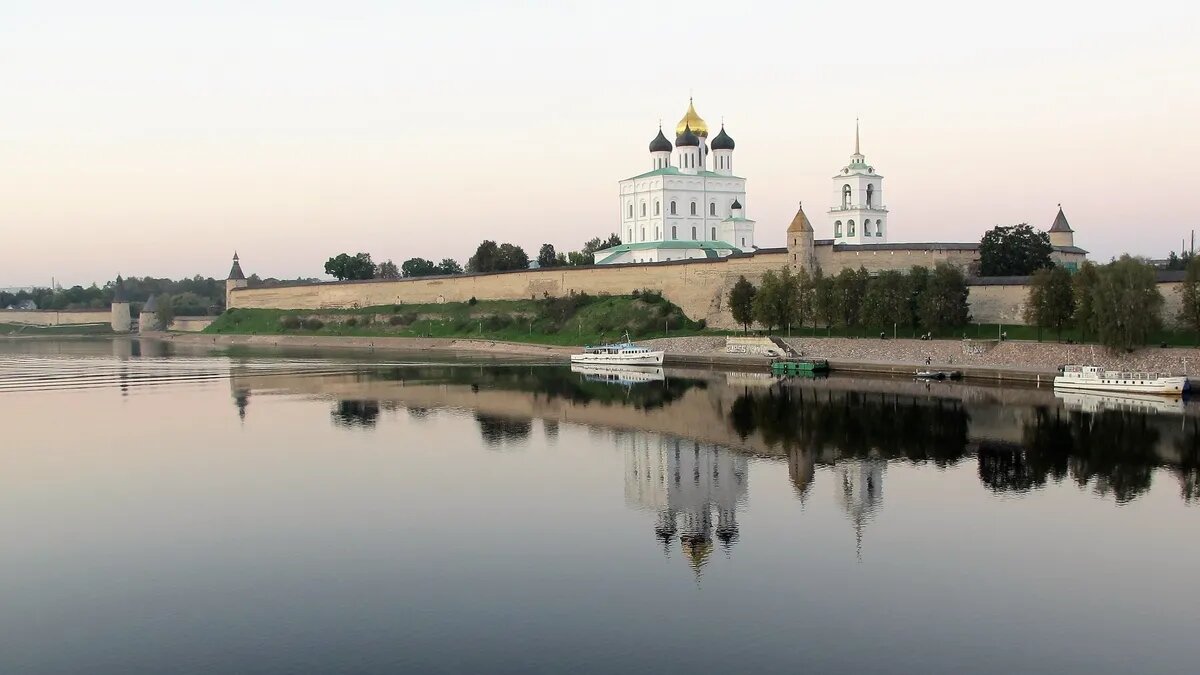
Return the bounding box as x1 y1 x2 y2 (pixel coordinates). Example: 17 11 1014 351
595 240 742 264
623 167 745 181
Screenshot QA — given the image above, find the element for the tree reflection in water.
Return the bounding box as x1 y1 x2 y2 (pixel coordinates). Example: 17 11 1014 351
331 400 381 428
730 385 1199 505
475 413 532 447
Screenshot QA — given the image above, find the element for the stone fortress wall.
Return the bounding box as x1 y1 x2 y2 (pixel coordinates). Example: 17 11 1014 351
228 249 1187 331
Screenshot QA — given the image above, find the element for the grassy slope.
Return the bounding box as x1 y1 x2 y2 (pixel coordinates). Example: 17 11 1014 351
203 296 715 346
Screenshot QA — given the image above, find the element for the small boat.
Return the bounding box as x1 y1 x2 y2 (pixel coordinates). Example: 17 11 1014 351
770 358 829 374
570 333 664 366
915 370 962 380
1053 364 1189 395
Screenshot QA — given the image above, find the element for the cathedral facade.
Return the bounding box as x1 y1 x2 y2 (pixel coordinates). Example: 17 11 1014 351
595 100 755 265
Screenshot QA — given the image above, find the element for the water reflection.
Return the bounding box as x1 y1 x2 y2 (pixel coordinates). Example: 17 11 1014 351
475 413 532 447
331 400 381 428
623 433 747 576
236 364 1200 508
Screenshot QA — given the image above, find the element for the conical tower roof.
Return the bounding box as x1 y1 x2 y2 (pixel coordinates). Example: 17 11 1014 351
787 202 814 233
142 294 158 313
227 252 246 280
1049 205 1073 233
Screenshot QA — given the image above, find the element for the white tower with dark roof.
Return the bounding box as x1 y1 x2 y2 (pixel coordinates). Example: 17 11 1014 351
830 120 888 245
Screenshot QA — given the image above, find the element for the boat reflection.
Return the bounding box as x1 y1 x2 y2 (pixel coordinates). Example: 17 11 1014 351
1056 390 1186 416
570 362 665 385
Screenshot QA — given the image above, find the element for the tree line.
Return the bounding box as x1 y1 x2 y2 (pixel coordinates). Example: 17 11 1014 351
322 234 622 280
1026 254 1200 351
727 263 972 335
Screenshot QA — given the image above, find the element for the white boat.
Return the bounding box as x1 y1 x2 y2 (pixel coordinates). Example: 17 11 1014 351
570 363 665 385
570 334 664 366
1053 364 1190 395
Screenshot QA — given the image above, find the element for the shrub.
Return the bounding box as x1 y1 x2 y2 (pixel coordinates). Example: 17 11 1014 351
279 315 302 330
403 312 419 324
468 296 478 305
388 315 405 326
483 314 513 330
304 318 324 331
639 289 665 304
392 304 403 313
345 317 358 327
696 319 707 330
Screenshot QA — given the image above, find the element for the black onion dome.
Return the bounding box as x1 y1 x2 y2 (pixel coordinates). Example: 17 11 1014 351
676 124 699 147
731 198 742 210
649 128 673 153
711 125 735 150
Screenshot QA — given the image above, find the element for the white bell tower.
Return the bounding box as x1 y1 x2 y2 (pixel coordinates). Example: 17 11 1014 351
829 120 888 245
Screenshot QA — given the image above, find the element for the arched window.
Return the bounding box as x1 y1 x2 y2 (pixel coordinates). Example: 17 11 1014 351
655 227 660 239
670 201 677 215
628 204 633 219
641 227 645 240
628 229 633 242
741 238 745 246
709 202 716 216
848 220 856 236
691 226 697 239
877 221 884 236
654 201 660 216
835 220 843 237
641 202 646 217
711 227 716 240
842 184 852 209
690 202 697 216
866 184 874 207
672 226 677 239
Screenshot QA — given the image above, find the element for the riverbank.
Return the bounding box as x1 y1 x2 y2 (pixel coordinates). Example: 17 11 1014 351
151 331 1200 384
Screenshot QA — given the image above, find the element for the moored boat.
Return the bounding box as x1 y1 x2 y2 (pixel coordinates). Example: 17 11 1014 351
570 333 664 366
770 358 829 374
1053 364 1189 395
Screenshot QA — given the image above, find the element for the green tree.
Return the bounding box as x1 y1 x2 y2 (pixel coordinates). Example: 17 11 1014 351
752 267 802 334
1177 254 1200 341
1024 266 1075 341
537 244 558 268
906 265 930 329
1072 261 1100 341
401 257 438 277
918 263 971 332
436 258 463 275
830 267 869 327
978 224 1054 276
155 293 176 329
811 267 835 331
468 241 501 273
496 243 529 271
862 270 911 330
377 260 401 279
795 266 815 329
324 252 377 280
728 275 757 334
1093 255 1163 351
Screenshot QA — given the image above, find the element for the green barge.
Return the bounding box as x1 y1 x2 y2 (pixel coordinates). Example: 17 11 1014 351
770 358 830 375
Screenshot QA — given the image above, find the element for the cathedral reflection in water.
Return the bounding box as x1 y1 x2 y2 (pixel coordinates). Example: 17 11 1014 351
622 432 748 574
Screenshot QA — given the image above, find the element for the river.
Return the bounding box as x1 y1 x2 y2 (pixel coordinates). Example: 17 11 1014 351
1 338 1197 674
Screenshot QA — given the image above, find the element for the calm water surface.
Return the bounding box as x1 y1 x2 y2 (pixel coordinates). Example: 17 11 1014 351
1 338 1197 674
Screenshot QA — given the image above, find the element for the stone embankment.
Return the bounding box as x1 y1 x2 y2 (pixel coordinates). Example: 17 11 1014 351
647 335 1200 380
156 331 1200 381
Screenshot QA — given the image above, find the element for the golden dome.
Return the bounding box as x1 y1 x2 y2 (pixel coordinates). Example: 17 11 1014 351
675 98 709 138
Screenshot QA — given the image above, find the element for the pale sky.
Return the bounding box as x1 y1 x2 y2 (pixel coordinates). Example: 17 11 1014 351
2 0 1197 286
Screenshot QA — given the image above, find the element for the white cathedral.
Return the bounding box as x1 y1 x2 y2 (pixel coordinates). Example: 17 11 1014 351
594 99 756 265
594 101 888 264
